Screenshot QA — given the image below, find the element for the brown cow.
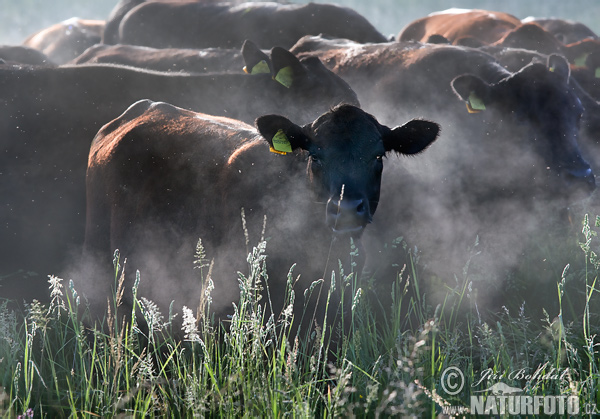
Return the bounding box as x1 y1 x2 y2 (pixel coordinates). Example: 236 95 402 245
398 8 522 45
22 18 104 64
80 99 440 343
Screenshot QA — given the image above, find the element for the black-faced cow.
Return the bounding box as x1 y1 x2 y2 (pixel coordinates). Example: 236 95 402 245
80 99 440 343
71 44 245 74
22 18 105 65
290 36 596 307
0 44 358 301
112 1 387 49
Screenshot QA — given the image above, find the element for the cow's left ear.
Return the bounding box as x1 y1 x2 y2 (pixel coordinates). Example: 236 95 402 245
451 75 491 113
547 54 570 81
383 119 440 155
242 40 272 74
256 114 310 155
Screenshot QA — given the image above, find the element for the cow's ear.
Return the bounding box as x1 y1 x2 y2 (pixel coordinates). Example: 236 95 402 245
269 47 307 88
242 40 271 75
256 114 310 155
547 54 570 81
383 120 440 155
451 75 491 113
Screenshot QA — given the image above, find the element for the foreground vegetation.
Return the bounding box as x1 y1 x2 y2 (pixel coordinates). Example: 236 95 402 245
1 215 599 417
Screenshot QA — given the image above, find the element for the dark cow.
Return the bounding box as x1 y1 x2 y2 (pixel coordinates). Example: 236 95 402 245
398 8 522 45
113 1 387 49
522 17 598 44
0 45 54 66
71 44 244 73
22 18 105 65
81 99 440 344
0 44 358 302
102 0 234 44
290 36 596 309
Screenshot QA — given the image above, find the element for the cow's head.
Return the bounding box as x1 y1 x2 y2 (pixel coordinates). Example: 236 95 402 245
256 104 440 237
451 54 596 198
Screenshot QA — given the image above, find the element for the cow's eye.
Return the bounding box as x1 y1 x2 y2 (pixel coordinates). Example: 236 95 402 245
311 155 322 166
375 155 384 162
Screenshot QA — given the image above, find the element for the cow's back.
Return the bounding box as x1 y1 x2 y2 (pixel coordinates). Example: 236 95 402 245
398 9 522 44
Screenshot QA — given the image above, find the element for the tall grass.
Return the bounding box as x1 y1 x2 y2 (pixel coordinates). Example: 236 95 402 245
0 215 599 417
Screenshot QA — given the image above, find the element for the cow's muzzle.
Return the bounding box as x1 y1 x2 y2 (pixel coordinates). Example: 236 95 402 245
326 197 370 237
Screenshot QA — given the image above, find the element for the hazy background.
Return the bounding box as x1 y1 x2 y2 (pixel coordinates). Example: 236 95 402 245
2 0 599 46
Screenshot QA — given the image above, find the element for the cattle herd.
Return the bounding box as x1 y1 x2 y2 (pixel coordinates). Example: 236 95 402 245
2 2 600 341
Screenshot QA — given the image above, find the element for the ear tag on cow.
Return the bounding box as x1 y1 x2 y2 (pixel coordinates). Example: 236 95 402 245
595 67 600 78
243 60 270 75
270 129 292 154
274 66 293 88
467 92 486 113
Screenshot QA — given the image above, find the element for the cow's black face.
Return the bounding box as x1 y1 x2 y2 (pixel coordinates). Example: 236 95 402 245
256 104 440 238
452 54 596 199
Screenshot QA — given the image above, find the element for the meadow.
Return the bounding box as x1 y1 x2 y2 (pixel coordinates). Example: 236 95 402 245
0 211 599 416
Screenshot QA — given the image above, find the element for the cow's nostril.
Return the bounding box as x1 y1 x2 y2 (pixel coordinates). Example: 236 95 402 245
356 200 365 215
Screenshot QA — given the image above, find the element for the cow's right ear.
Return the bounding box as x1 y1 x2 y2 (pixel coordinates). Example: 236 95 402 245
269 47 308 88
242 40 272 75
256 114 310 155
451 75 491 113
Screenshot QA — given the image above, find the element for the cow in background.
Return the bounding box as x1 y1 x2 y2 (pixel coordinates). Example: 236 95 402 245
22 18 104 64
71 44 245 73
109 1 387 49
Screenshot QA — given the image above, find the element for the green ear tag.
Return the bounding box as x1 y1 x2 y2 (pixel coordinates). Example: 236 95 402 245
467 91 486 113
250 60 270 75
243 60 270 74
274 66 293 88
574 54 589 68
271 129 292 154
595 67 600 78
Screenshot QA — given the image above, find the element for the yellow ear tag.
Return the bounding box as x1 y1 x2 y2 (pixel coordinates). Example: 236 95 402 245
574 54 589 68
270 129 292 154
467 91 486 113
274 66 293 88
595 67 600 78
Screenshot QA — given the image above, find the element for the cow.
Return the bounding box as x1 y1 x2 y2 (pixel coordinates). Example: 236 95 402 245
399 10 600 70
397 9 522 45
289 36 596 312
22 18 105 65
71 44 245 74
0 45 54 66
80 99 440 348
522 17 598 44
111 1 388 50
0 43 358 303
